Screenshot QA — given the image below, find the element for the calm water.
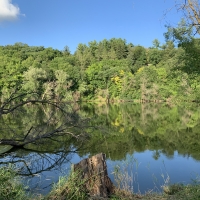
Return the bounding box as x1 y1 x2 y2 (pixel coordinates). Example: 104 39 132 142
1 102 200 195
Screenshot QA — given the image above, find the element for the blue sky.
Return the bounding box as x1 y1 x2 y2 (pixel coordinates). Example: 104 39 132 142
0 0 182 53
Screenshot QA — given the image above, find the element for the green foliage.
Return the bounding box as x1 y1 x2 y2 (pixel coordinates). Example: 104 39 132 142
85 60 131 99
0 35 200 102
0 165 28 200
148 49 162 66
127 46 147 73
54 70 73 101
22 67 47 94
152 39 160 49
164 19 193 44
164 19 200 72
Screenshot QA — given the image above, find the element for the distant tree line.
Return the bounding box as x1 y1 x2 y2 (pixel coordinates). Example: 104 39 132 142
0 25 200 103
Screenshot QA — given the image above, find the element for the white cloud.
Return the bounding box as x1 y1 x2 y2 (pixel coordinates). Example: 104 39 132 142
0 0 20 21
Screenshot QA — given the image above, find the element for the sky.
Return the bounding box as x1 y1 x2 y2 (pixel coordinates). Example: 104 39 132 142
0 0 183 53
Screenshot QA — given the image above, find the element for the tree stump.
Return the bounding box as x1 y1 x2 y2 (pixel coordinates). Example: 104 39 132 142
72 153 114 198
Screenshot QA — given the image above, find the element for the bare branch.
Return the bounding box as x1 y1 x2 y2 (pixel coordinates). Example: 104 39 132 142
175 0 200 34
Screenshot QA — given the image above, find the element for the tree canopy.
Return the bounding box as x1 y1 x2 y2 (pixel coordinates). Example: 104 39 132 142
0 31 199 104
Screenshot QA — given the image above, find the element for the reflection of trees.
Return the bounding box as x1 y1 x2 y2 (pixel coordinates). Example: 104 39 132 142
78 103 200 161
0 147 74 176
0 145 80 193
152 150 161 160
2 96 200 180
0 91 89 191
0 92 88 149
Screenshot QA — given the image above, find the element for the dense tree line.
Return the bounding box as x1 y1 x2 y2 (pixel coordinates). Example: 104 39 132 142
0 27 199 103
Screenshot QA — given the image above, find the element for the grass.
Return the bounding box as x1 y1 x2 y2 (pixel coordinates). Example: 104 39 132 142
0 164 29 200
109 183 200 200
45 170 89 200
162 183 200 200
1 165 200 200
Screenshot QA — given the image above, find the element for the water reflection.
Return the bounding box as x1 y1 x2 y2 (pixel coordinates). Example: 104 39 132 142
1 102 200 194
78 103 200 161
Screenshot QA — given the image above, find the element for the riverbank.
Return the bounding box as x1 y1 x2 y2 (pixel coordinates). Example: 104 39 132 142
1 165 200 200
81 95 200 105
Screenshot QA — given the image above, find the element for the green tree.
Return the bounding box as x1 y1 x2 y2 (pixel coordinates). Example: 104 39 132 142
54 70 73 101
75 43 90 80
152 39 160 49
127 45 147 73
148 49 162 66
22 67 47 96
109 38 128 59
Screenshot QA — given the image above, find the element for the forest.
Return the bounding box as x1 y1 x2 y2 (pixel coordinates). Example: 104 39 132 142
0 20 200 104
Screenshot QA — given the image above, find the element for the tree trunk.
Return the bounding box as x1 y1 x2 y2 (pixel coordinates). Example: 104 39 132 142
72 153 114 199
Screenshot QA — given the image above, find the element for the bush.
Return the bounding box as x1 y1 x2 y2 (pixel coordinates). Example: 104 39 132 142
0 165 28 200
